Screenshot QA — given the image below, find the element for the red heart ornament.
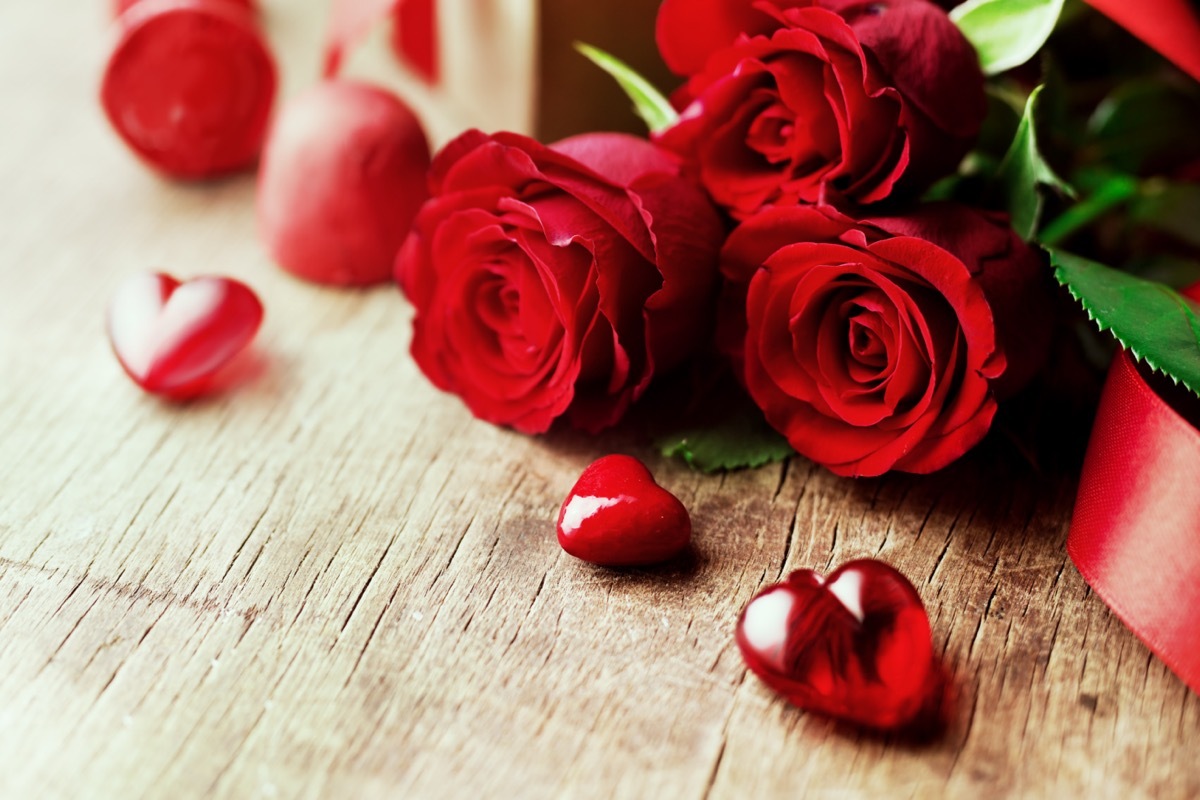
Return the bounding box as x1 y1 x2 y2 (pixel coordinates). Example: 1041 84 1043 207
106 272 264 398
736 559 934 729
556 455 691 566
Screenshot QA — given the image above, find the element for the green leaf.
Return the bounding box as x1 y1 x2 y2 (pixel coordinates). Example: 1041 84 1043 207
1049 248 1200 397
950 0 1065 75
996 85 1074 241
575 42 679 134
1039 170 1138 246
655 399 794 473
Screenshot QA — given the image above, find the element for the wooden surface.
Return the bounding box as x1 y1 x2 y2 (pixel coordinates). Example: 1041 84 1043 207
1 4 1196 798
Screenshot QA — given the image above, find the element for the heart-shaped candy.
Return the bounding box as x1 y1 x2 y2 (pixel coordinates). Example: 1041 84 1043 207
736 559 933 729
106 271 264 398
556 455 691 566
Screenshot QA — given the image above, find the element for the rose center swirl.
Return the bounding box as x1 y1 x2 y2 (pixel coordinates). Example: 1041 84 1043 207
472 261 553 372
745 100 797 165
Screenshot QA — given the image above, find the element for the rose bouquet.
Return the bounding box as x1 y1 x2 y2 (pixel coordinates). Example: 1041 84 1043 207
396 0 1067 480
384 0 1200 695
97 0 1200 705
351 0 1200 490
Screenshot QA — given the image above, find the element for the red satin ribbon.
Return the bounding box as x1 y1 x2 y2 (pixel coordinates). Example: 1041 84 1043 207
325 0 438 83
1083 0 1200 82
1069 349 1200 694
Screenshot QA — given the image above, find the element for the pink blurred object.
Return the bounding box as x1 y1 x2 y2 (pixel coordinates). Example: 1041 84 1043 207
111 0 255 19
256 80 431 287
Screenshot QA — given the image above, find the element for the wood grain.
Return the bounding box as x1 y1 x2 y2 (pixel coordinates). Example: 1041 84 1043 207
1 3 1196 798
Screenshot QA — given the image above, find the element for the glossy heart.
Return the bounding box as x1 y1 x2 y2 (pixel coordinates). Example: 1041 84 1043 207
556 455 691 566
736 559 933 729
107 271 264 398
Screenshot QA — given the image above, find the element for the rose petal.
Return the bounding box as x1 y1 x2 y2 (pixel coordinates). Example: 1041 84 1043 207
655 0 809 74
401 129 722 435
825 0 985 139
551 132 682 185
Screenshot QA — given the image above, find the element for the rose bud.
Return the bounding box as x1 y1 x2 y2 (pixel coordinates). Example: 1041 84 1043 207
719 203 1052 477
257 80 431 286
396 130 725 434
100 0 276 179
655 0 985 216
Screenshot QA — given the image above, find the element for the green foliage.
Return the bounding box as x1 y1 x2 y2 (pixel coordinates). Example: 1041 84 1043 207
656 398 794 473
575 42 679 134
1086 81 1200 175
1039 169 1138 246
950 0 1065 75
997 85 1074 241
1040 169 1200 248
922 89 1018 203
1050 249 1200 397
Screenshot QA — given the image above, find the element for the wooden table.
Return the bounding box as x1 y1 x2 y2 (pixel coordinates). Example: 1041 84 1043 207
2 4 1195 798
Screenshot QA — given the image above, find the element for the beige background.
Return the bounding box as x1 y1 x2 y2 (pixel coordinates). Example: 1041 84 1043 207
0 2 1196 798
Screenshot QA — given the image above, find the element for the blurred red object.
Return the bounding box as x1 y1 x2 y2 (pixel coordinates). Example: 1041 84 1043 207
391 0 437 83
100 0 276 178
111 0 255 18
257 80 430 286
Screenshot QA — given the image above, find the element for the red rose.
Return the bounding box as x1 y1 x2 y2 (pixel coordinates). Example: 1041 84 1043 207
396 130 724 434
655 0 985 216
721 203 1051 476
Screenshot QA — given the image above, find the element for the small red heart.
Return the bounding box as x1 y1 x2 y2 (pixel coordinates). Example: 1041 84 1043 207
106 271 264 398
556 455 691 566
736 559 934 729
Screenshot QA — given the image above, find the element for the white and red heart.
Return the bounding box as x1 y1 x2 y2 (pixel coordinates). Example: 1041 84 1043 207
106 271 263 398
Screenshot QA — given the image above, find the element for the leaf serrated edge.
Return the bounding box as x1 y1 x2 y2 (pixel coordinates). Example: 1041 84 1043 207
1052 255 1199 392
